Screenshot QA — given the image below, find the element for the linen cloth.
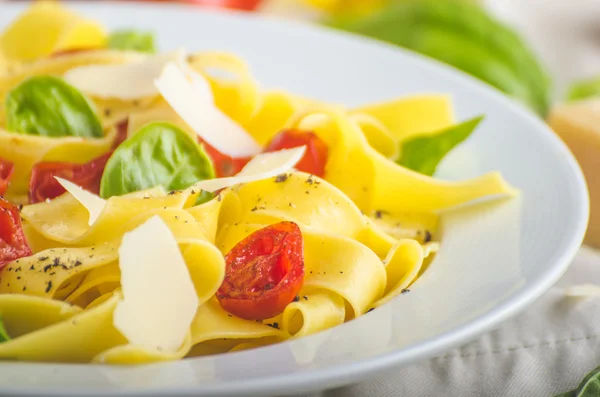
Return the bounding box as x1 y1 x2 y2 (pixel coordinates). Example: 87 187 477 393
295 246 600 397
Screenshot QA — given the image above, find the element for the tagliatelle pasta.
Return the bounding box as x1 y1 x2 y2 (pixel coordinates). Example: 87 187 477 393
0 2 517 365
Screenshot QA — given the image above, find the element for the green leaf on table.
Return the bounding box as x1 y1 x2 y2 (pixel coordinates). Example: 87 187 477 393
99 122 215 198
0 315 11 343
108 30 156 53
5 76 103 138
327 0 551 116
397 116 483 176
554 366 600 397
567 78 600 102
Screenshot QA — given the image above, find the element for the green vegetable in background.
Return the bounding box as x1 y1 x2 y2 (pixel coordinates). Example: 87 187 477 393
397 116 483 176
329 0 551 116
567 77 600 102
107 30 156 53
555 366 600 397
0 316 10 343
5 76 103 138
100 122 215 198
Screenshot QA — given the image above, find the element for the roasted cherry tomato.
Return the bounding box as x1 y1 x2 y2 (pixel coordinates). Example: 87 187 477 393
113 119 129 149
0 198 32 268
216 221 305 320
198 138 251 177
0 158 14 197
265 129 328 178
29 152 112 204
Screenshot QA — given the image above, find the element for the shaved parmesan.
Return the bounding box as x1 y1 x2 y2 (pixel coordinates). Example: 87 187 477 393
191 146 305 193
54 177 106 226
113 216 199 352
154 62 261 157
63 49 186 99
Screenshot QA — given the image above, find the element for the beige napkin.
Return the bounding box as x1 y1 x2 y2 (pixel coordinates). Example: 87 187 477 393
295 246 600 397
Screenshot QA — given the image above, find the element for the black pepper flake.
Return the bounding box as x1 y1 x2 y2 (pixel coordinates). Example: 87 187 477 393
22 286 26 292
91 247 95 251
15 267 21 272
274 174 289 183
185 221 189 224
143 196 150 199
305 191 310 195
29 265 35 270
43 264 53 273
168 191 176 196
339 271 344 274
293 296 300 302
309 271 313 274
175 216 179 220
6 268 11 272
264 283 274 290
367 308 375 313
16 276 20 280
266 322 279 329
424 230 432 243
89 255 94 259
45 281 53 293
401 289 410 295
303 295 308 301
305 175 314 185
18 204 23 212
38 256 48 262
191 190 196 195
227 314 233 318
250 206 258 212
53 258 60 267
103 108 112 117
49 272 56 276
374 211 383 219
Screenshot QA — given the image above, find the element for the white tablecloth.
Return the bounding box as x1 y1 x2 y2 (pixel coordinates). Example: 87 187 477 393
296 246 600 397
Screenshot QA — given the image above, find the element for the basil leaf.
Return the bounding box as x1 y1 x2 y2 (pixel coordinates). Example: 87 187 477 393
0 315 11 343
100 122 215 198
108 30 156 53
567 77 600 102
555 366 600 397
5 76 103 138
397 116 483 176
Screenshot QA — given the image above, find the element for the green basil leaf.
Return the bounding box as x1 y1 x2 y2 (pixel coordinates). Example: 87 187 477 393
397 116 483 176
5 76 103 138
100 122 215 198
0 315 11 343
107 30 156 53
567 77 600 102
555 366 600 397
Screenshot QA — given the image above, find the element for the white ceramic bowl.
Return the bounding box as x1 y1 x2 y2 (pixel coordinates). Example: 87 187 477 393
0 3 589 396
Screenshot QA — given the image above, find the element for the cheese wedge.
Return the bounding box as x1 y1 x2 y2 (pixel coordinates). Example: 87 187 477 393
113 216 199 352
63 49 186 99
548 100 598 247
155 61 262 157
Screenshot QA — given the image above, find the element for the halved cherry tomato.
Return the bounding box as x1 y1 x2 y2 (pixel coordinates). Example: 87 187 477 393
265 129 328 178
29 152 112 204
0 158 14 197
198 138 251 177
0 198 32 268
216 221 304 320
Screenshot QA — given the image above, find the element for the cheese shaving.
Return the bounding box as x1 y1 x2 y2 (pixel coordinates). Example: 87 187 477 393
113 215 199 352
154 61 261 157
54 177 106 226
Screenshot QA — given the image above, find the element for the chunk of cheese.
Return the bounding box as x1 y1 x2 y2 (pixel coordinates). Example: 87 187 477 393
113 215 199 352
190 146 306 193
63 49 186 99
54 177 106 226
154 61 261 157
548 100 599 247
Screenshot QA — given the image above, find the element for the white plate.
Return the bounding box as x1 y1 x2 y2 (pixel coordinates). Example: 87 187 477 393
0 3 589 396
